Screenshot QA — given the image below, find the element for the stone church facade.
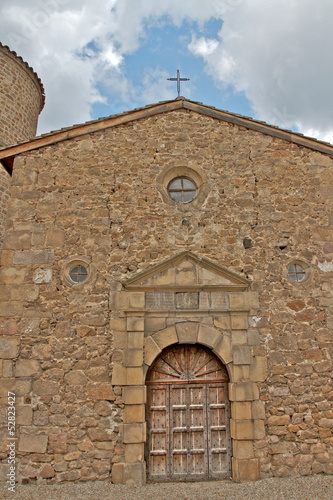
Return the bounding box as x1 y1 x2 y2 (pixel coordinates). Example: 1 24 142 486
0 45 332 485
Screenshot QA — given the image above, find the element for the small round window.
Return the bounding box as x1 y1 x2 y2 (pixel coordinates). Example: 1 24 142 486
287 263 306 282
168 177 197 203
69 265 88 284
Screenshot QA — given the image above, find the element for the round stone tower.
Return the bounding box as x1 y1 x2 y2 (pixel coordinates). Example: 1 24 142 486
0 42 45 258
0 42 45 146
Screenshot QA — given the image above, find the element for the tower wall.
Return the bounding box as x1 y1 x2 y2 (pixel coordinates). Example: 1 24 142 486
0 43 44 258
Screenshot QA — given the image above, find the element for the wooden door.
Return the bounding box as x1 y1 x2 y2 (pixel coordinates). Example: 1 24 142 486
146 344 231 482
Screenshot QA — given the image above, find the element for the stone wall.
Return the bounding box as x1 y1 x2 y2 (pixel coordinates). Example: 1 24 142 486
0 108 332 484
0 44 44 147
0 44 44 260
0 166 11 259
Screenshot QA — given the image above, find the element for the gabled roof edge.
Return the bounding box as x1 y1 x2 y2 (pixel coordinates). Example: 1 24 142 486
1 97 333 170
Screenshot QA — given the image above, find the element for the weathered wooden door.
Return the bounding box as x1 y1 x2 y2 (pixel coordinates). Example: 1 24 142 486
146 344 231 482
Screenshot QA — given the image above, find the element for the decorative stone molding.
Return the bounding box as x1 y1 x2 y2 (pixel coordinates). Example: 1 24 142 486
110 252 266 484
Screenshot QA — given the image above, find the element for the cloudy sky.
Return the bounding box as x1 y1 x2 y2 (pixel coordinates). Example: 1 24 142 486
1 0 333 142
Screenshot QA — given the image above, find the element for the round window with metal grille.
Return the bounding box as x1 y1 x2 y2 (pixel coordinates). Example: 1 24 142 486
167 177 197 203
69 264 88 284
287 263 306 282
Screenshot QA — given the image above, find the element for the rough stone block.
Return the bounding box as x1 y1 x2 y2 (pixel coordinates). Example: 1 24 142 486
231 314 248 330
123 386 146 405
144 336 161 366
123 423 146 444
13 249 54 265
0 301 23 317
126 367 144 386
210 292 229 310
214 314 231 330
232 364 250 382
124 349 143 367
0 378 31 397
247 329 260 346
125 443 144 463
229 382 259 402
213 334 232 365
230 419 254 440
244 292 259 310
19 433 48 453
40 464 55 478
110 318 126 332
0 336 19 359
113 331 127 349
231 330 248 345
112 364 127 385
199 291 210 309
1 250 13 266
129 293 145 310
33 380 59 397
109 292 129 311
233 440 254 460
232 457 259 482
48 433 68 453
127 317 144 332
112 463 124 484
231 402 252 420
46 229 65 247
249 356 268 382
252 400 265 420
2 360 13 377
233 346 251 365
229 293 245 310
123 463 146 486
64 370 87 385
175 292 199 309
144 317 166 334
15 360 40 377
86 383 115 401
34 268 52 284
16 407 33 426
267 415 290 426
124 405 145 424
254 419 265 439
0 266 26 284
152 326 178 350
176 322 198 344
127 331 144 349
198 324 221 349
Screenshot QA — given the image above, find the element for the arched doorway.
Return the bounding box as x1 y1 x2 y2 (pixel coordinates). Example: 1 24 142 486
146 344 231 482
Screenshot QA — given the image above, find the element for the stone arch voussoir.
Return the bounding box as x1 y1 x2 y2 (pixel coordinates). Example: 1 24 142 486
144 322 234 375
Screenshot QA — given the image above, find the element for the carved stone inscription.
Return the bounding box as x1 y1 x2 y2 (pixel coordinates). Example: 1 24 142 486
145 292 175 310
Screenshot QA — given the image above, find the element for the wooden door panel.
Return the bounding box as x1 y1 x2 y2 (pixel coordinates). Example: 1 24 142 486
146 345 231 481
189 451 206 476
172 453 187 475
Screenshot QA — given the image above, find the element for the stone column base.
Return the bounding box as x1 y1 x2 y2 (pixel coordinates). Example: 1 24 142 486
112 462 146 485
232 457 259 482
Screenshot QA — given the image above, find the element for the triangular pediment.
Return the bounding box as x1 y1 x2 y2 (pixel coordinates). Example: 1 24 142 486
2 97 333 174
124 252 251 291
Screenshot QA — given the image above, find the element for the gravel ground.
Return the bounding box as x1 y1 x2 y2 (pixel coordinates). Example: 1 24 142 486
0 475 332 500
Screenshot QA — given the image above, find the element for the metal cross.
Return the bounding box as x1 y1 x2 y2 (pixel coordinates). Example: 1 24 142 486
167 69 190 97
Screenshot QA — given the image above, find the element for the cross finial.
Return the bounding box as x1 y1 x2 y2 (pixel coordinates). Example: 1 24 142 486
167 69 190 97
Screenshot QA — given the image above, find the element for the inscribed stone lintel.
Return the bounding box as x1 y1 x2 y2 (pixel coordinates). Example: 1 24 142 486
145 291 175 310
145 291 233 311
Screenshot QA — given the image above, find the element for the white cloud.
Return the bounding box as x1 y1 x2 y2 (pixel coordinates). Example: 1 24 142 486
188 0 333 140
188 36 219 57
0 0 333 142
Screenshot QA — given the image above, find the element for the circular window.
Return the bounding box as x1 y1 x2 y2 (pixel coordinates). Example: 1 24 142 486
287 263 306 282
62 256 92 286
168 177 197 203
69 264 88 283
